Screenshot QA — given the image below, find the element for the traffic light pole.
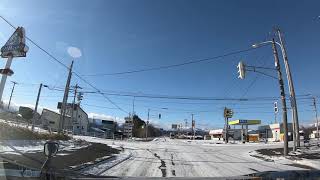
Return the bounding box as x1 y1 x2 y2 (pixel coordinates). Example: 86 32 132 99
277 29 300 147
224 117 229 143
272 38 289 156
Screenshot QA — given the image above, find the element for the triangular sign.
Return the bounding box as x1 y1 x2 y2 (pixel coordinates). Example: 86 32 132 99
1 27 28 58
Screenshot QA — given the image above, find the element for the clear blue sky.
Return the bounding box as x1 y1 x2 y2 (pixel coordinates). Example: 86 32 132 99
0 0 319 129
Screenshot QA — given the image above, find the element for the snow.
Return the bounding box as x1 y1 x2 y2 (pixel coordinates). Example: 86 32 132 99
0 119 49 134
75 135 308 177
0 139 89 155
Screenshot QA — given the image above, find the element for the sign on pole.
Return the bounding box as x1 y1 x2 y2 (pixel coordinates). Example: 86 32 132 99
57 102 78 110
0 26 28 105
1 27 28 58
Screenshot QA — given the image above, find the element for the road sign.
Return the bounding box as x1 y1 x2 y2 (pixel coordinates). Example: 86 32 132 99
0 68 14 76
1 27 28 58
57 102 78 110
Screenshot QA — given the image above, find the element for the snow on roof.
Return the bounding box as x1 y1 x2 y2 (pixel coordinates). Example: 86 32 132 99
90 127 105 133
209 129 223 135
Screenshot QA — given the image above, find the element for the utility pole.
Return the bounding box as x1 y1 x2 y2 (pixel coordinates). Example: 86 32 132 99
77 92 84 134
313 97 319 141
146 108 150 141
7 81 17 110
272 38 289 156
277 29 300 147
32 83 47 131
185 119 188 128
59 60 74 133
71 84 81 133
191 114 195 140
132 96 136 115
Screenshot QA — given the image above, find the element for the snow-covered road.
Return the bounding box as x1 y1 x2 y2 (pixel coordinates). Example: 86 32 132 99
75 136 307 177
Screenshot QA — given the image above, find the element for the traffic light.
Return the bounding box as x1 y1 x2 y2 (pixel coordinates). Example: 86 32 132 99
224 108 233 118
159 113 161 119
237 61 246 79
77 92 84 101
274 102 278 113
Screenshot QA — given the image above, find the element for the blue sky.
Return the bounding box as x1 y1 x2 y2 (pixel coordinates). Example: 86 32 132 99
0 0 319 129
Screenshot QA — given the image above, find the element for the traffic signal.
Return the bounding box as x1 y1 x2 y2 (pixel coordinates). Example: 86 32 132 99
274 102 278 113
224 108 233 118
237 61 246 79
77 92 84 101
159 113 161 119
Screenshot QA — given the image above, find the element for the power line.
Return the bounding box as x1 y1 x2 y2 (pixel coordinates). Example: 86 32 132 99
82 90 312 101
80 49 267 77
0 15 129 114
81 103 119 110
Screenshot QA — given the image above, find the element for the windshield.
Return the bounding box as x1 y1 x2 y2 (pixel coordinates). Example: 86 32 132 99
0 0 320 179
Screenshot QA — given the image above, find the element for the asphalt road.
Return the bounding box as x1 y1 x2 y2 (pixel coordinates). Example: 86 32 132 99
100 137 305 177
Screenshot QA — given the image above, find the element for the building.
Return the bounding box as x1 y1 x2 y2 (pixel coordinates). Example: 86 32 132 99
209 129 223 140
310 130 319 139
123 117 133 138
101 119 117 138
172 124 178 130
65 105 89 135
40 109 72 132
258 123 293 142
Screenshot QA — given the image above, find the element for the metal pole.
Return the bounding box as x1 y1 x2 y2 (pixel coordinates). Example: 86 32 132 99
59 60 74 133
225 117 229 143
271 38 289 156
277 29 300 147
75 101 79 134
292 114 297 151
132 96 135 115
0 56 13 106
241 125 244 143
192 114 194 140
313 97 319 141
7 81 17 110
32 83 42 131
246 125 249 142
146 108 150 140
71 84 79 133
77 92 83 135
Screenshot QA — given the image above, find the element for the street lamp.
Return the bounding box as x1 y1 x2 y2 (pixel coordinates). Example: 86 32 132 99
252 41 282 49
252 29 300 151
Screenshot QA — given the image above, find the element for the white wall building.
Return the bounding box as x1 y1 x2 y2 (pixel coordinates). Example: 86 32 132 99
65 105 89 135
40 108 71 132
